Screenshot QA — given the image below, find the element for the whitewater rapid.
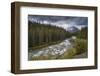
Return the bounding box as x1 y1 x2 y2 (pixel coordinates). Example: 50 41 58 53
28 39 72 60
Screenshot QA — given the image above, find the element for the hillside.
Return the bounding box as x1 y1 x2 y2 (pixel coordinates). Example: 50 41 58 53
28 21 68 49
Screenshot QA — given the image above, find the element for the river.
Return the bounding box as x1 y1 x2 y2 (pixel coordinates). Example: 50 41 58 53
28 38 73 60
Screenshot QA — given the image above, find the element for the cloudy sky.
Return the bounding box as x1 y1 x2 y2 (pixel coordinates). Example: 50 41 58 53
28 15 88 30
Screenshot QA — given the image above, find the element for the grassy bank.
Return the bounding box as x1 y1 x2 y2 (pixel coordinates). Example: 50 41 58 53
60 38 87 59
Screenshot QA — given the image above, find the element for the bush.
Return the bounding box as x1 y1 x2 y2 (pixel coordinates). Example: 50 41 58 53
60 48 76 59
73 39 87 55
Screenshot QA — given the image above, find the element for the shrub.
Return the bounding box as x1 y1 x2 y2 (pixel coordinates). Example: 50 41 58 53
73 39 87 55
60 48 76 59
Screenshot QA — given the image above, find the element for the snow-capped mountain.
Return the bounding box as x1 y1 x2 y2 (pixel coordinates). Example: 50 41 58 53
67 26 79 33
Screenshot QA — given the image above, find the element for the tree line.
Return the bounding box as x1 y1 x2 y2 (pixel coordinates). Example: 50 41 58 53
28 21 68 48
71 27 88 39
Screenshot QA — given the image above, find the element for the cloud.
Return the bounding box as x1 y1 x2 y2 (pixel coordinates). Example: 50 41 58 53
28 15 88 30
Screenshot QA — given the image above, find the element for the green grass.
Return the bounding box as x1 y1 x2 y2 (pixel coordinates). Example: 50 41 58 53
60 48 77 59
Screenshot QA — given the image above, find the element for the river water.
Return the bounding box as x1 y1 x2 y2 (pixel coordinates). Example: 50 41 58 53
28 38 72 60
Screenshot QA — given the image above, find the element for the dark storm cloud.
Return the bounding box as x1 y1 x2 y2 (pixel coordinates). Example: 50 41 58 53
28 15 88 26
28 15 88 31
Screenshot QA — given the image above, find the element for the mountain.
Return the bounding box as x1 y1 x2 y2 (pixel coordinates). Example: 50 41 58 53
67 26 79 33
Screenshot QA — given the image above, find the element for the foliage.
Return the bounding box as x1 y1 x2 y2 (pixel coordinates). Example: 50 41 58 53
72 27 88 39
73 39 87 55
28 21 68 48
60 48 76 59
